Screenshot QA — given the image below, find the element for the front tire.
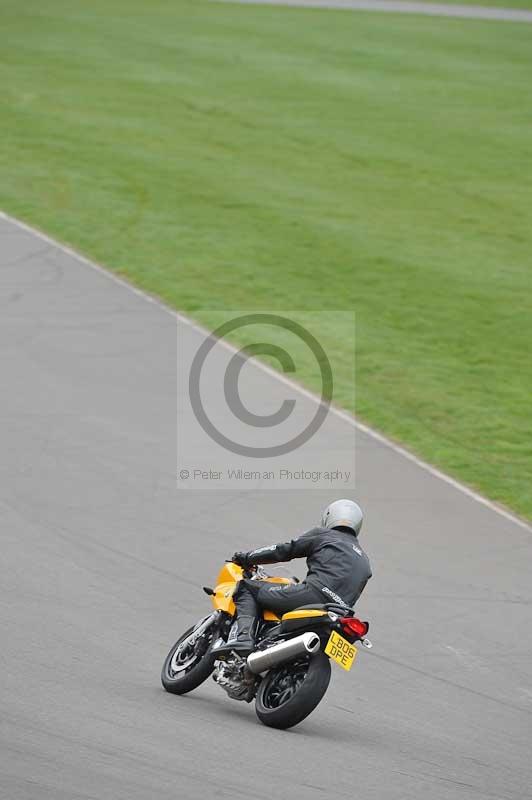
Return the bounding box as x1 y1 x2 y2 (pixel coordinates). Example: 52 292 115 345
161 624 216 695
255 652 331 729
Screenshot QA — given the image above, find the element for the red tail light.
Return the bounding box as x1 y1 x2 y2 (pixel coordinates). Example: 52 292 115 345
340 617 368 638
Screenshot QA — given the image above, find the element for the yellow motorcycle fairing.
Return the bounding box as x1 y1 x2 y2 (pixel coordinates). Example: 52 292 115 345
210 561 292 621
281 609 328 621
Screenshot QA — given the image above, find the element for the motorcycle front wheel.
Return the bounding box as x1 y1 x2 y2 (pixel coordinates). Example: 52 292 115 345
161 623 216 695
255 652 331 729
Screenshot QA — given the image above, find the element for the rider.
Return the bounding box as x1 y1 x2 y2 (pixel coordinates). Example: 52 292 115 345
214 499 371 656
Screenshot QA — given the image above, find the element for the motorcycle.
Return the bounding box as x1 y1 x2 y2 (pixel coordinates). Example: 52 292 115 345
161 561 372 729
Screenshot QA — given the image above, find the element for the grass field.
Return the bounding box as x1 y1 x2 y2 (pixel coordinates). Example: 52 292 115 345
1 1 532 518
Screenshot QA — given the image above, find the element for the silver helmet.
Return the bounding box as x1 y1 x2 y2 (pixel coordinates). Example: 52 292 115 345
321 499 363 536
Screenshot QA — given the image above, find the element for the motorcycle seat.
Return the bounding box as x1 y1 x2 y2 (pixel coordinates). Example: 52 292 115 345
292 603 354 613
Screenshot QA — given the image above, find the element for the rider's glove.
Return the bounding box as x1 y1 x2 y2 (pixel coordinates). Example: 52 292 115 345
231 551 251 568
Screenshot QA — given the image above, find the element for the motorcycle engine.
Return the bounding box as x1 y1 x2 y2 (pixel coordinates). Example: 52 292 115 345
213 656 256 702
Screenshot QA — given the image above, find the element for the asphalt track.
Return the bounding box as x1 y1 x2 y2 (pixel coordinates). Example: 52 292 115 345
218 0 532 22
1 212 531 800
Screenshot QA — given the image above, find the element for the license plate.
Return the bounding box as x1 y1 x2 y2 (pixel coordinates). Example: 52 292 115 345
325 630 358 671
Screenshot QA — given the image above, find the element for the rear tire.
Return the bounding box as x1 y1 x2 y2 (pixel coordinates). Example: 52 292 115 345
161 624 216 695
255 652 331 729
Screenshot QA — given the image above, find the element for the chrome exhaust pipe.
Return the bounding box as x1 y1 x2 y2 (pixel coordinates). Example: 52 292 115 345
246 632 321 675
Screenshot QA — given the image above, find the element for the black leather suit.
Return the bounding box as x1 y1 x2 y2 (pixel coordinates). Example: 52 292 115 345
236 526 372 616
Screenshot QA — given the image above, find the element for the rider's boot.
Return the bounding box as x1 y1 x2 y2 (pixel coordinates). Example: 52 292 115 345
213 580 259 657
213 614 256 657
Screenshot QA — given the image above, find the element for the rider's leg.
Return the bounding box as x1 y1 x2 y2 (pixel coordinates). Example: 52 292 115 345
213 579 260 655
256 581 324 615
214 581 323 656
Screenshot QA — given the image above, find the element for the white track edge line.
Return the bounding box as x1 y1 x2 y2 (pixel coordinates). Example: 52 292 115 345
214 0 532 23
2 208 530 533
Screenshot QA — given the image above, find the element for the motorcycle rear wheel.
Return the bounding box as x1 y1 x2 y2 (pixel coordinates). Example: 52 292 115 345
161 624 216 695
255 652 331 729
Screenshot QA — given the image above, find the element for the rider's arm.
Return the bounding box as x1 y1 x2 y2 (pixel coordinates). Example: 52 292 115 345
243 528 321 565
